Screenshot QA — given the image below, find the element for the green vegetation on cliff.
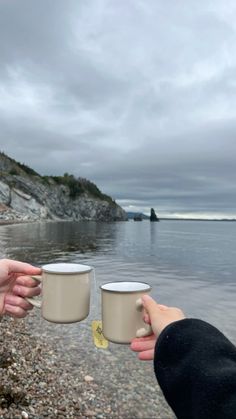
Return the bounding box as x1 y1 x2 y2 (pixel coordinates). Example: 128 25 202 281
43 173 114 203
0 151 114 204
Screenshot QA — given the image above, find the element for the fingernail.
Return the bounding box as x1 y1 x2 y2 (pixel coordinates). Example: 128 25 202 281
142 294 152 301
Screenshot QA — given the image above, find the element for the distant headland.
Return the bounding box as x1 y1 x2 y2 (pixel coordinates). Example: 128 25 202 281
160 217 236 222
126 212 236 222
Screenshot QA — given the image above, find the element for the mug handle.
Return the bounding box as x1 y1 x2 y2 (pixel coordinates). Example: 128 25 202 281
26 275 42 309
135 298 153 338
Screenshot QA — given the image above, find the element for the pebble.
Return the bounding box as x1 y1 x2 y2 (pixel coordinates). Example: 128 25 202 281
0 313 174 419
84 375 94 382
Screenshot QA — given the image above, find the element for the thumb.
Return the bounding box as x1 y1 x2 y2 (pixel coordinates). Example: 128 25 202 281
141 294 168 338
142 294 160 320
4 259 41 275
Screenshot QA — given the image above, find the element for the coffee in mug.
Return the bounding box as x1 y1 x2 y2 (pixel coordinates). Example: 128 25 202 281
27 263 93 323
100 281 152 344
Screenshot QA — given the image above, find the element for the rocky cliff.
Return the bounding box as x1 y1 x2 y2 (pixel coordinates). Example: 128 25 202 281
0 152 127 222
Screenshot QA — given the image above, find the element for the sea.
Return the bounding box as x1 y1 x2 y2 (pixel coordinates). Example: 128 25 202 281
0 219 235 342
0 219 235 417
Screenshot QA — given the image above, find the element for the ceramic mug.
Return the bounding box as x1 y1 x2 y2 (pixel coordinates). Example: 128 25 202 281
100 281 152 344
27 263 93 323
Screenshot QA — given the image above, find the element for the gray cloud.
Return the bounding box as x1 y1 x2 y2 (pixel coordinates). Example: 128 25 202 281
0 0 236 218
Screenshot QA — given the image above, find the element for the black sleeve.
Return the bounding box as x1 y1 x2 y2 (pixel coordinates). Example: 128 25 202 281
154 319 236 419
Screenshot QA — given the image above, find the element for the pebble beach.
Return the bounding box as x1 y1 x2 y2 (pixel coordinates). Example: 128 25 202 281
0 311 174 419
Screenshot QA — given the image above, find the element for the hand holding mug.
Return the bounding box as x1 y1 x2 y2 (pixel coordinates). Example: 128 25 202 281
0 259 41 318
101 281 153 344
130 295 185 360
27 263 93 323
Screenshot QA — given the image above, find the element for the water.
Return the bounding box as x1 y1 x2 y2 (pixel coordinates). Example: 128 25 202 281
0 219 236 417
0 219 235 342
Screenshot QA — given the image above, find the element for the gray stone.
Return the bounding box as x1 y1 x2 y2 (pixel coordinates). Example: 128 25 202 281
0 154 127 223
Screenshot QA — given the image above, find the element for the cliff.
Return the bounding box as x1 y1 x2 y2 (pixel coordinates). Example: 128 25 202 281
0 152 126 223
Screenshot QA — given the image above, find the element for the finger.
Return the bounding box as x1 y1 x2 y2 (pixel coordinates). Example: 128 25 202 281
5 295 34 311
138 349 154 361
3 259 41 275
143 313 151 324
131 334 156 343
15 276 41 288
142 294 161 318
12 285 41 298
4 304 27 318
130 339 156 352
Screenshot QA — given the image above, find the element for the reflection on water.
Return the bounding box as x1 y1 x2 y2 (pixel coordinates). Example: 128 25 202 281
0 220 236 341
0 221 124 265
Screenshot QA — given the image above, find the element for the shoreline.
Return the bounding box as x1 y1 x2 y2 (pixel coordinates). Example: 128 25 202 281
0 312 174 418
1 218 236 228
0 220 33 226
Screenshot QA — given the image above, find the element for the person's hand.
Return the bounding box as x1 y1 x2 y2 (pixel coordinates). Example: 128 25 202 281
0 259 41 318
131 334 157 360
130 294 185 360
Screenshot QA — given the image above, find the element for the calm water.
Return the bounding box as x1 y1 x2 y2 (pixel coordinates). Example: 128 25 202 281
0 219 235 342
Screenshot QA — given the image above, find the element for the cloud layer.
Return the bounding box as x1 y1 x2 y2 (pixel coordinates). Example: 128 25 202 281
0 0 236 218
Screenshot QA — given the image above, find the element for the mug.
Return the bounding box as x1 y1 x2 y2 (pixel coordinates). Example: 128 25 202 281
100 281 152 344
27 263 93 323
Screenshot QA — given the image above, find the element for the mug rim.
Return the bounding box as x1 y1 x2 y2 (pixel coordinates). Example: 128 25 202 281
42 263 93 274
100 281 151 294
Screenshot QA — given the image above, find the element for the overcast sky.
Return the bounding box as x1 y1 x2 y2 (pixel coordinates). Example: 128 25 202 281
0 0 236 218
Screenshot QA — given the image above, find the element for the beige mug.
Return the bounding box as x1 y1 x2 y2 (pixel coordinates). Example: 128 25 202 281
27 263 93 323
100 281 152 344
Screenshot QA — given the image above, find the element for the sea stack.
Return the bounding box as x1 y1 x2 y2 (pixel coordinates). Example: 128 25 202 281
150 208 159 222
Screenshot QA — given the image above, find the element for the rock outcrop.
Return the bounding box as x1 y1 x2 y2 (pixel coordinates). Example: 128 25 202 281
150 208 159 222
0 152 127 223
